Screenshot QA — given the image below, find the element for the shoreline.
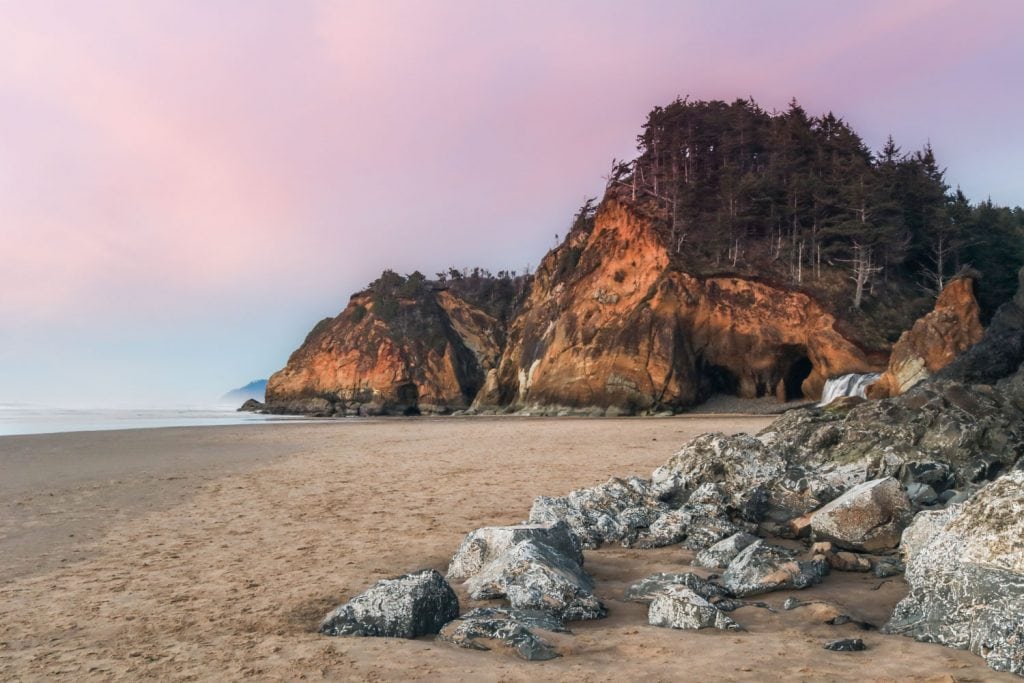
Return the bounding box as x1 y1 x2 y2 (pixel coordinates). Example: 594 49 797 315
2 417 1011 680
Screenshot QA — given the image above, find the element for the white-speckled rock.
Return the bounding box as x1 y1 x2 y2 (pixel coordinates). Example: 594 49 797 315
885 468 1024 675
319 569 459 638
528 476 666 548
446 522 583 581
723 540 828 597
466 539 605 621
693 532 761 569
648 586 741 631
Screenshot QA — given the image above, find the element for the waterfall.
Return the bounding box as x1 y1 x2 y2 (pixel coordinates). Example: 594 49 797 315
818 372 881 406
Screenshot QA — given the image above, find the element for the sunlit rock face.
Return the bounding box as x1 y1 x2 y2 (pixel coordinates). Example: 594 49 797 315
868 276 983 399
265 288 502 416
487 199 881 414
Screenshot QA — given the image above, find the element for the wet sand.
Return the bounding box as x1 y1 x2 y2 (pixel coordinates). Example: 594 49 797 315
0 417 1012 681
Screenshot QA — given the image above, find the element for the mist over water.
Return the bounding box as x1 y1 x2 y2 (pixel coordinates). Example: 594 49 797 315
0 404 310 437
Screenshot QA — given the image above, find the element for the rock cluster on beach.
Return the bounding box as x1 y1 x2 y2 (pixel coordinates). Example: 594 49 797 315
315 268 1024 675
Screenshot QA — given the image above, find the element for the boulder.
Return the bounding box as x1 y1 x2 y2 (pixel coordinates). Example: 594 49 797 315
319 569 459 638
466 539 605 621
723 540 828 597
810 477 912 552
648 586 741 631
884 468 1024 676
867 276 983 399
447 522 583 581
528 476 665 548
623 572 730 603
693 532 760 569
437 607 564 661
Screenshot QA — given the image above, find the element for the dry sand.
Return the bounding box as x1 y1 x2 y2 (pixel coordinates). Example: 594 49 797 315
0 417 1012 681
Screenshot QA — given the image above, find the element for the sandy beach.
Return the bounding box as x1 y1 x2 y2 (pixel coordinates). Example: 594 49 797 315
0 417 1013 681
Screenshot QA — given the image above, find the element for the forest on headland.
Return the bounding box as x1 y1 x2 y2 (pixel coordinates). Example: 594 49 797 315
365 97 1023 346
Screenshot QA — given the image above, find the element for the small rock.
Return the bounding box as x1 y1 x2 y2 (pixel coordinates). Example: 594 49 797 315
906 482 938 506
783 597 802 610
824 638 866 651
723 540 827 597
810 541 834 555
938 489 959 504
693 532 760 569
437 607 564 661
871 557 905 578
623 572 729 603
787 515 813 539
828 551 872 573
648 586 741 631
319 569 460 638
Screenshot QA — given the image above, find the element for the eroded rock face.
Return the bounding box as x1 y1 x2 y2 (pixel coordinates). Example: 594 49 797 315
809 477 913 552
868 277 983 399
465 540 605 621
437 607 565 661
447 522 583 581
648 586 741 631
486 200 882 413
885 468 1024 675
938 267 1024 387
266 287 504 416
319 569 459 638
723 540 828 597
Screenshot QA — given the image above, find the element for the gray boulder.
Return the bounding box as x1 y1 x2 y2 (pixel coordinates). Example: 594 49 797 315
623 572 729 603
447 522 583 581
319 569 459 638
885 468 1024 676
810 477 913 552
528 476 666 548
693 532 760 569
648 586 741 631
437 607 564 661
466 539 605 621
723 540 828 597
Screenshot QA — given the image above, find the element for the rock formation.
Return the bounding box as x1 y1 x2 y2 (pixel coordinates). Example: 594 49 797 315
265 277 507 416
484 199 883 413
867 276 983 398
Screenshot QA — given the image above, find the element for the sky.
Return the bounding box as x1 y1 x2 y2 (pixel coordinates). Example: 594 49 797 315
1 0 1022 407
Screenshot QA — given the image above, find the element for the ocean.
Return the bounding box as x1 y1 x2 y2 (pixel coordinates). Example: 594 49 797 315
0 405 312 437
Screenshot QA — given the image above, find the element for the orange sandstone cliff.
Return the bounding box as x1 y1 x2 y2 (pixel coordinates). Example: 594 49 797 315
266 200 888 416
476 200 883 414
866 276 984 399
265 280 505 416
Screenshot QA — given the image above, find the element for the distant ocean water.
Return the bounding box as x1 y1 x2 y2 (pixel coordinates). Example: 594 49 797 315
0 405 311 437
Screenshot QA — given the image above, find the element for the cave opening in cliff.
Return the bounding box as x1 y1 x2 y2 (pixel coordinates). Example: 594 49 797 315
396 382 420 416
696 358 740 400
782 352 814 401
